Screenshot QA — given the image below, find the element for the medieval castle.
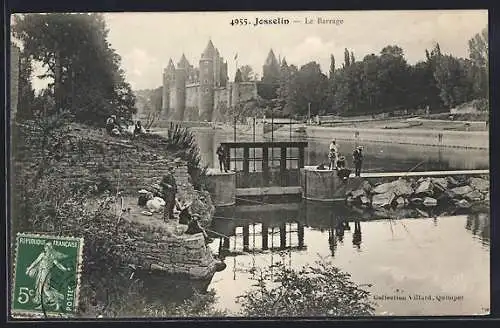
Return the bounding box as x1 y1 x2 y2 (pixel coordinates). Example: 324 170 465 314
161 40 281 122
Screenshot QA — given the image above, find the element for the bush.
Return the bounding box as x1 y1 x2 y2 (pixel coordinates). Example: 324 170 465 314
236 260 376 317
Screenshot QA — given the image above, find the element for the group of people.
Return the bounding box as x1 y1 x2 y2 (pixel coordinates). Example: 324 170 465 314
105 115 146 138
137 168 209 240
328 139 364 177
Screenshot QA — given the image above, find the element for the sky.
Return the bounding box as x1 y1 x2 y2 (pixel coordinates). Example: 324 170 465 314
27 10 487 91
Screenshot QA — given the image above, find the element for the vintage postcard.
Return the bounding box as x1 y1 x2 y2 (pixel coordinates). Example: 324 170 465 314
9 10 489 319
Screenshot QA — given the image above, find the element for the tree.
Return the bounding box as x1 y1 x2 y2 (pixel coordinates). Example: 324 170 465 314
350 51 355 65
344 48 350 68
329 54 336 79
234 68 243 83
12 13 137 126
17 47 36 120
433 54 475 108
468 27 488 99
287 62 328 116
239 65 254 82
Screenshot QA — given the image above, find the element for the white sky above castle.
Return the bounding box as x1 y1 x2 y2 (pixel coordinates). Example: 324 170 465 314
27 10 487 91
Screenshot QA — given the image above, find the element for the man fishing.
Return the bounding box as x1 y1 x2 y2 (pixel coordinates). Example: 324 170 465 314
328 139 338 170
216 144 228 172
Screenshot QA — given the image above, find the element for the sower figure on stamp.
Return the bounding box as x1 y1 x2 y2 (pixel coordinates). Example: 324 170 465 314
353 146 364 177
26 242 70 311
216 144 227 172
161 166 177 222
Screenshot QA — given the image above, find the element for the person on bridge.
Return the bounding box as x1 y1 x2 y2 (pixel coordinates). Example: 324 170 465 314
216 144 228 172
328 139 338 170
353 146 364 177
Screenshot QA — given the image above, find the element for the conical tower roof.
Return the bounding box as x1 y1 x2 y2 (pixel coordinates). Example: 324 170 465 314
178 54 190 69
202 39 216 59
167 58 175 70
265 49 278 66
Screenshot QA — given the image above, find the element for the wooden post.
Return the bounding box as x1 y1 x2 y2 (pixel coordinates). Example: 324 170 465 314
262 146 269 187
224 144 231 171
280 146 287 186
298 221 305 249
262 222 269 250
243 225 250 252
298 145 305 168
280 223 287 249
243 146 250 188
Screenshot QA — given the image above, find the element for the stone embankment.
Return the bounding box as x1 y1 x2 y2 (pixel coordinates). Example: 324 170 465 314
346 175 489 217
13 122 221 283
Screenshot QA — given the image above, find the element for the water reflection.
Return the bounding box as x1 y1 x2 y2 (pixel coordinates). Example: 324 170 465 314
465 212 490 247
208 201 490 316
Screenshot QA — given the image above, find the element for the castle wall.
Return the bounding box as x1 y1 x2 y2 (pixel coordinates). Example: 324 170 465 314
172 69 187 121
185 84 200 121
238 82 259 103
213 87 230 121
161 73 170 118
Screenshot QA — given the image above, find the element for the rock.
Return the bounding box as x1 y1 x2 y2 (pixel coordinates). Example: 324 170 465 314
446 176 460 187
392 179 414 197
469 177 489 192
359 180 372 193
415 179 433 196
372 192 395 208
346 195 354 204
395 197 406 208
372 182 393 194
431 177 448 191
410 197 423 205
415 208 429 217
450 185 473 197
360 195 371 207
423 197 437 207
464 190 483 202
351 189 366 199
455 199 471 209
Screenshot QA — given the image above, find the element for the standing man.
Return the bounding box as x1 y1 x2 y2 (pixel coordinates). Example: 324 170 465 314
353 146 364 177
328 139 338 170
161 167 177 222
216 144 228 172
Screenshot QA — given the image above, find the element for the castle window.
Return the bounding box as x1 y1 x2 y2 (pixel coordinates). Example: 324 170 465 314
204 79 208 84
205 88 209 93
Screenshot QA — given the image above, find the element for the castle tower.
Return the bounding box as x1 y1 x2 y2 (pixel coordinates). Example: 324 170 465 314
231 68 242 108
214 48 221 87
162 58 175 118
199 40 216 121
262 49 280 84
171 54 188 121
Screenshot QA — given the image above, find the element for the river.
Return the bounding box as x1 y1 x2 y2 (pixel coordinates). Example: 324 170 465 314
158 128 490 316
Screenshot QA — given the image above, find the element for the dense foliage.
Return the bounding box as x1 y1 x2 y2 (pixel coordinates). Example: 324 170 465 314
12 13 137 125
237 260 375 317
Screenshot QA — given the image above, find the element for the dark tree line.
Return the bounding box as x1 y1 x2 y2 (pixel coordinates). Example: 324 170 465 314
12 13 137 125
273 27 488 117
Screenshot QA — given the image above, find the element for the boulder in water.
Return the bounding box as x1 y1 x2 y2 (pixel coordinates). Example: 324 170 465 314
450 185 473 197
455 199 472 209
431 177 449 191
373 182 393 194
415 208 429 217
360 195 371 207
372 191 395 208
469 177 489 193
415 179 433 196
392 179 414 197
410 197 423 205
423 197 437 207
395 197 406 208
351 188 366 199
463 190 483 202
446 176 460 187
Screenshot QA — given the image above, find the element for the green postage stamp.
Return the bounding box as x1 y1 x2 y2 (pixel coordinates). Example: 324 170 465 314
12 233 84 318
